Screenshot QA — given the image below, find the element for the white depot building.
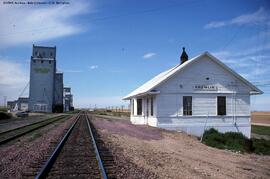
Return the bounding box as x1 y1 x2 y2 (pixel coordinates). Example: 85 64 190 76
123 48 262 138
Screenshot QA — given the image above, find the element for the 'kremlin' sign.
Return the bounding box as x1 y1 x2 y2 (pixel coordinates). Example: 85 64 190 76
193 85 218 91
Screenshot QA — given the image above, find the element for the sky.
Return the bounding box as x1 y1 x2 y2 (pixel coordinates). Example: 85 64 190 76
0 0 269 110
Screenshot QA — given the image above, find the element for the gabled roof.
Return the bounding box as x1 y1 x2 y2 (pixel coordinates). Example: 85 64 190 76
123 52 263 100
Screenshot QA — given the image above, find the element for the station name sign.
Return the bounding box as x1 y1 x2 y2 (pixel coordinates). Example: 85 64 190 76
193 85 218 91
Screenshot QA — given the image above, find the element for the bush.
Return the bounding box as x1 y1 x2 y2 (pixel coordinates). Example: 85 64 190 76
223 132 247 152
202 128 270 155
202 128 248 153
252 139 270 155
0 112 12 120
202 128 226 149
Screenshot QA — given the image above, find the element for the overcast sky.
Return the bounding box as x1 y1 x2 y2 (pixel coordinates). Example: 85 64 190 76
0 0 269 110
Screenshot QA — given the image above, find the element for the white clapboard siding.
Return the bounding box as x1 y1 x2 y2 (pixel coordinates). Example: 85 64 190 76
155 94 250 117
156 94 179 117
156 56 251 94
125 52 261 138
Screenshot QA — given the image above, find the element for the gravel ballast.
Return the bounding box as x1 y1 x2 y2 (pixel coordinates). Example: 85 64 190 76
0 114 76 178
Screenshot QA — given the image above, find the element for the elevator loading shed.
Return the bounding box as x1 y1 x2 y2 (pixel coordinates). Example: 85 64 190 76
123 50 262 138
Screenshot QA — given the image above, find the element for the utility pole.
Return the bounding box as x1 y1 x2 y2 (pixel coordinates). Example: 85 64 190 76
3 96 7 107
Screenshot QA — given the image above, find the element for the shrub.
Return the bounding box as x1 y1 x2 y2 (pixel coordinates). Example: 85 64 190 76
202 128 226 149
223 132 247 152
252 139 270 155
202 128 248 153
202 128 270 155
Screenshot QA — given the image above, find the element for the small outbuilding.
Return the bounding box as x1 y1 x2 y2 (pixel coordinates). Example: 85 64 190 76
123 48 262 138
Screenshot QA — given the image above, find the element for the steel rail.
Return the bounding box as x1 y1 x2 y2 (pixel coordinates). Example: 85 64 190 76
0 115 68 145
86 114 108 179
0 115 67 135
35 113 81 179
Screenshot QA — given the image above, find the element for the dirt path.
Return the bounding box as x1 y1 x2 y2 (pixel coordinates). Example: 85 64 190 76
92 116 270 179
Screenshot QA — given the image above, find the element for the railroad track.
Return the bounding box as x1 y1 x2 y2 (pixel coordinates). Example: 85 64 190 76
35 112 116 179
0 115 70 145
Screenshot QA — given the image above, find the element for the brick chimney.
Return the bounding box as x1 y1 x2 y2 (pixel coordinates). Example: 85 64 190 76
180 47 188 64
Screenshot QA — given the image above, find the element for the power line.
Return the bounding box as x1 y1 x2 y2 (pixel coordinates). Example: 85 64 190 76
221 24 245 51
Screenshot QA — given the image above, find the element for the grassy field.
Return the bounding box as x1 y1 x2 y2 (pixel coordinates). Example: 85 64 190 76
91 109 130 117
0 107 8 112
252 125 270 136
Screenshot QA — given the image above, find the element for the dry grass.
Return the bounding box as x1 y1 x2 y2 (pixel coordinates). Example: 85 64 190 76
251 112 270 125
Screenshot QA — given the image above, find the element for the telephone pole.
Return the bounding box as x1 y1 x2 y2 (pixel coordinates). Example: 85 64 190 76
3 96 7 107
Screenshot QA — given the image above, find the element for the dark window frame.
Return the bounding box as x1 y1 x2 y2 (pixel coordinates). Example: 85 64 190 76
150 97 154 116
137 98 142 116
146 98 149 116
183 96 192 116
132 99 135 115
217 96 226 115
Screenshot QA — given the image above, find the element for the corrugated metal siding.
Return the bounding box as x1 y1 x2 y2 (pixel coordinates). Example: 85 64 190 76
29 46 56 113
54 73 63 105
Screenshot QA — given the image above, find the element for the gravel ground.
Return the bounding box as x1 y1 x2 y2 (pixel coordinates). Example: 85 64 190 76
92 116 270 179
0 114 76 178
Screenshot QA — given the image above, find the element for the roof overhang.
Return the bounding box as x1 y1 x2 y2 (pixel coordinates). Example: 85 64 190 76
250 90 263 95
123 90 160 100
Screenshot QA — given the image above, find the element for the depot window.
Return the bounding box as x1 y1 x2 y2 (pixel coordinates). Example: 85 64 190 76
150 97 154 116
137 98 142 115
217 96 226 115
183 96 192 116
132 99 135 115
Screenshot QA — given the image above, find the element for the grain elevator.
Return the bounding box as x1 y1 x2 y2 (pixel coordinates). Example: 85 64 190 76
29 45 66 113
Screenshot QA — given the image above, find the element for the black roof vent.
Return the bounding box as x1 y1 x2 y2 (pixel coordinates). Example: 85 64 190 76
180 47 188 64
